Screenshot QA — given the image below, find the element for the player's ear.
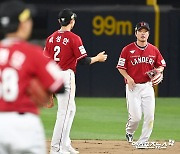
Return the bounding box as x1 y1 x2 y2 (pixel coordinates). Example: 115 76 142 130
135 30 137 36
69 19 74 24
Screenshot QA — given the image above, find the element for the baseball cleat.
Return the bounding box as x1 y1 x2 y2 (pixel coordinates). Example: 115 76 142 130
50 149 70 154
67 145 79 154
135 142 148 149
126 133 133 143
59 151 70 154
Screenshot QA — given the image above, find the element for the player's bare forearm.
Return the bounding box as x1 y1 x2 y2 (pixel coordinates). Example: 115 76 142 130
118 69 132 81
44 94 54 108
118 69 135 90
90 51 108 64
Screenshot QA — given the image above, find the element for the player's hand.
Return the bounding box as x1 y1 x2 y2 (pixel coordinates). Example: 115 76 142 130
127 77 136 91
96 51 108 62
44 94 55 108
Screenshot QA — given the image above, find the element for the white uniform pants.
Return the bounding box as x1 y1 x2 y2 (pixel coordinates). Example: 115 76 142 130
125 82 155 143
0 112 46 154
51 69 76 152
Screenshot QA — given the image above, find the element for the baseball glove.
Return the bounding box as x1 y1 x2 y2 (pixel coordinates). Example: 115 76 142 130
27 78 51 107
146 69 163 86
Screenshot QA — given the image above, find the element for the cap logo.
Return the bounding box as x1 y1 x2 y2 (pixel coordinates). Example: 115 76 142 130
140 22 145 26
19 9 31 22
61 18 65 22
0 17 10 26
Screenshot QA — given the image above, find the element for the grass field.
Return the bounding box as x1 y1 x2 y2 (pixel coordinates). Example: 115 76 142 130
40 97 180 141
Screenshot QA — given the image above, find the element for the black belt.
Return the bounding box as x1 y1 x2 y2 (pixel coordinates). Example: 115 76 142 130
18 112 25 115
137 82 147 84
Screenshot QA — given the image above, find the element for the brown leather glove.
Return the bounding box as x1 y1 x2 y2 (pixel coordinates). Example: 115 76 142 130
146 69 163 86
44 94 55 108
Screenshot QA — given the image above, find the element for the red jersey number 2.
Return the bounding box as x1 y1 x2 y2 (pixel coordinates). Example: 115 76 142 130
54 46 60 62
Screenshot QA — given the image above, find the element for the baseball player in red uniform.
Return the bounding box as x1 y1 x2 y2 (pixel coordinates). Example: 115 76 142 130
0 1 64 154
44 9 107 154
116 22 166 146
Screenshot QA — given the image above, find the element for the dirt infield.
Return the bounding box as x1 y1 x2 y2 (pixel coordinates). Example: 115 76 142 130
47 140 180 154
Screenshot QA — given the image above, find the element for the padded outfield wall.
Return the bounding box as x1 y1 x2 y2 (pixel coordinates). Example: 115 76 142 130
46 5 179 97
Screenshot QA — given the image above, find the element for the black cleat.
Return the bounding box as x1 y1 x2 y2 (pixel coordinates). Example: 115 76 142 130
126 133 133 143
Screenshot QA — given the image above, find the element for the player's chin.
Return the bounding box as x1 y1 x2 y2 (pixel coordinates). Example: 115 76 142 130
139 39 146 42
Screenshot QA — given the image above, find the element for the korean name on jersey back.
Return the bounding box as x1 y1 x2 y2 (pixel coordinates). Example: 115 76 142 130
44 31 87 72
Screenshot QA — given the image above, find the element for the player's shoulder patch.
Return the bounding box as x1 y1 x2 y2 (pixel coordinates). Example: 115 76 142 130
78 45 86 54
117 57 126 67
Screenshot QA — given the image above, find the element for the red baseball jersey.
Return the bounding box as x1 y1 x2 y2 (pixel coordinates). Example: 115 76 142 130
116 42 166 83
44 30 87 72
0 39 64 115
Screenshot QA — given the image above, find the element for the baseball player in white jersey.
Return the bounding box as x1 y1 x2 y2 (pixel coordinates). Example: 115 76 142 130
44 9 107 154
116 21 166 146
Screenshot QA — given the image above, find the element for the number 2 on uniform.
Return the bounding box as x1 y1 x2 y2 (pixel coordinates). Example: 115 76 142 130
54 46 60 61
